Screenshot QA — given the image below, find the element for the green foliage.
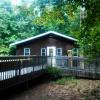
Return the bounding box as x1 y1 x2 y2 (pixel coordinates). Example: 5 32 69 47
45 67 64 79
75 0 100 57
0 6 36 55
0 10 19 54
53 76 76 85
34 2 80 36
16 6 36 38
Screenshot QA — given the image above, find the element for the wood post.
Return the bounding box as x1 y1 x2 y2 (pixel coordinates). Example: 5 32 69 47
80 51 84 69
67 50 73 68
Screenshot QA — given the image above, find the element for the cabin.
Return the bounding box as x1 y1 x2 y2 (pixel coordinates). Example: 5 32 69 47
10 31 78 56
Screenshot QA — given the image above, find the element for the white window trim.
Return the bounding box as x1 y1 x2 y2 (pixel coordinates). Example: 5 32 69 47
41 48 46 56
56 48 62 56
24 48 30 56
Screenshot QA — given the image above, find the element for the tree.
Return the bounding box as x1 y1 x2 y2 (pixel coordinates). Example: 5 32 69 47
16 6 36 39
34 1 80 36
0 9 19 54
75 0 100 57
0 6 36 55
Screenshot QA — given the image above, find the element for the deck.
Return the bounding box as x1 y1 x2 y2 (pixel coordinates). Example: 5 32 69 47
0 56 100 91
0 56 47 91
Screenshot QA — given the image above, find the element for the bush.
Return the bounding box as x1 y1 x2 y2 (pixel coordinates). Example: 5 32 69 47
54 76 77 85
44 67 64 79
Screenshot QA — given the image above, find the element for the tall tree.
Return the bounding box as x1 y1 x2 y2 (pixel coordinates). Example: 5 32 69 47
0 9 19 54
0 6 36 54
15 6 35 39
34 1 80 36
75 0 100 57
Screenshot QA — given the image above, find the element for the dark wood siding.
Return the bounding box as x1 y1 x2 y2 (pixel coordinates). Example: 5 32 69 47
16 36 75 56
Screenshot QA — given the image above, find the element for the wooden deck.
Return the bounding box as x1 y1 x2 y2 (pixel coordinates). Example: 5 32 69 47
0 56 47 91
0 56 100 91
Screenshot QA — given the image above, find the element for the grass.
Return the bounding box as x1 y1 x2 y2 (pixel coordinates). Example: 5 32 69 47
50 76 100 100
53 76 77 85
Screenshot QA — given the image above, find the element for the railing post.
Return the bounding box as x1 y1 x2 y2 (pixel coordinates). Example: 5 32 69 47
17 59 20 76
19 57 23 76
94 59 97 79
32 56 34 72
42 56 44 70
46 56 48 68
51 56 52 67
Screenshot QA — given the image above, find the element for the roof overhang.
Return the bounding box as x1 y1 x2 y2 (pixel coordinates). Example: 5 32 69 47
10 31 78 46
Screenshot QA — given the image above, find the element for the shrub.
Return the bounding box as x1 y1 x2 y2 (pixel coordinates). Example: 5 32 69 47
54 76 77 85
44 67 64 79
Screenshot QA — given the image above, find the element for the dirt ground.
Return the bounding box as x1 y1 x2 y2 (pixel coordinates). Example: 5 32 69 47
4 78 100 100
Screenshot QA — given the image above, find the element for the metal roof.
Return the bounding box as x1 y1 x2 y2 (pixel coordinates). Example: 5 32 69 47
10 31 78 46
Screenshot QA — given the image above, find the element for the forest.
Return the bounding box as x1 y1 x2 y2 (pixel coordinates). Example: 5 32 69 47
0 0 100 57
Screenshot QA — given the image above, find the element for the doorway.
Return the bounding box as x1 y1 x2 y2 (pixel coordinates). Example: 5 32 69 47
47 46 56 56
47 46 56 66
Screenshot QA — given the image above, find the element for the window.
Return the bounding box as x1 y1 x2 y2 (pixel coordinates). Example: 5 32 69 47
24 48 30 56
56 48 62 56
41 48 46 56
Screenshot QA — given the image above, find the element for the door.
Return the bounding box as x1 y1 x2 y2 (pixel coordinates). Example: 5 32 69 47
47 46 56 56
47 46 56 66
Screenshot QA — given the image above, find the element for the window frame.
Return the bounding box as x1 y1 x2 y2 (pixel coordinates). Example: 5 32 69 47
24 48 30 56
41 48 46 56
56 48 62 56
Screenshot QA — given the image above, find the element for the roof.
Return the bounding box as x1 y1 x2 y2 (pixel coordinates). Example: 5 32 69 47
10 31 78 46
